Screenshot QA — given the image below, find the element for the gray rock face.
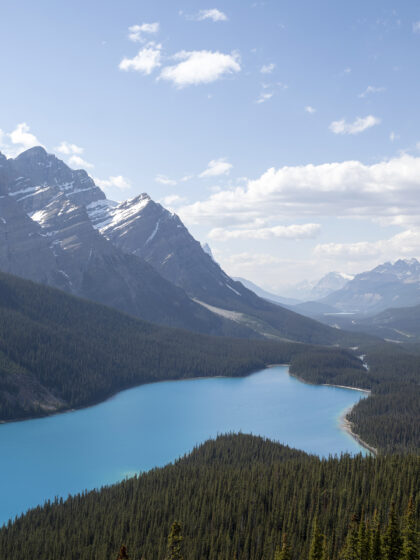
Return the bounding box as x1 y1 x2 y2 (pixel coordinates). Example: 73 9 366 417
89 193 255 308
0 146 348 344
322 259 420 314
86 192 346 345
0 148 255 336
0 194 65 288
9 147 105 207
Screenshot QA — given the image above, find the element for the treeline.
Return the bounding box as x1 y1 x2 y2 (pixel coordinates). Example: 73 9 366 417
0 434 418 560
118 501 418 560
289 342 420 454
0 271 362 422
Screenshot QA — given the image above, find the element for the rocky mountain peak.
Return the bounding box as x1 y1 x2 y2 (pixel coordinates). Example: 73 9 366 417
6 146 105 208
15 145 48 161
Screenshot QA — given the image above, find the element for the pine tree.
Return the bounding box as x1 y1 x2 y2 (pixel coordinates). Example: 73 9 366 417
384 503 403 560
275 533 292 560
358 512 370 560
167 521 184 560
340 515 359 560
402 497 418 560
370 510 383 560
309 518 325 560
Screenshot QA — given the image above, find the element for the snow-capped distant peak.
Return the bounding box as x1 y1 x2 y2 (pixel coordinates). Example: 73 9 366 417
337 272 354 281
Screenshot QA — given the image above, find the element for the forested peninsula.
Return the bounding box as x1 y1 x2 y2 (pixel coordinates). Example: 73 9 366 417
0 434 417 559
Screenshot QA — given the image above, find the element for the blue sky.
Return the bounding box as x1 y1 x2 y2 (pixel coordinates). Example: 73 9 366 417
1 0 420 294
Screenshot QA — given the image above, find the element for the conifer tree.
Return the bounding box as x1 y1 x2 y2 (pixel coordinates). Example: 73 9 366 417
358 512 370 560
309 518 325 560
384 503 403 560
402 497 418 560
340 515 359 560
275 533 292 560
167 521 184 560
370 510 383 560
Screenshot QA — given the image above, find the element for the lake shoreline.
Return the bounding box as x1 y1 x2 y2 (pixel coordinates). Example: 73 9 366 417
0 365 376 456
339 405 378 456
287 372 374 454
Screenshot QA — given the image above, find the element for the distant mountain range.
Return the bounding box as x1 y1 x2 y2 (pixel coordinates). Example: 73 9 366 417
0 146 356 345
281 271 353 301
321 258 420 315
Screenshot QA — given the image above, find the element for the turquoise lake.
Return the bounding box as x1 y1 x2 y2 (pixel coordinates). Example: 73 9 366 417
0 366 368 525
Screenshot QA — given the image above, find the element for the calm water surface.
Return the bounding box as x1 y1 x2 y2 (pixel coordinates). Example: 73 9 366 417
0 366 368 525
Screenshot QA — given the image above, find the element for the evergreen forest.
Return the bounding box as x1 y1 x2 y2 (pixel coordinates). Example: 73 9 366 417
0 434 417 559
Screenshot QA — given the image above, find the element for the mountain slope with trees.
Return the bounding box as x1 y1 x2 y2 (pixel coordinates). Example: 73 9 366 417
0 434 417 559
0 269 365 423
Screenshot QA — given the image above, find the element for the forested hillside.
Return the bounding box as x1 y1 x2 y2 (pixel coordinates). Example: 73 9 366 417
0 270 363 422
290 342 420 453
0 434 417 559
0 270 419 454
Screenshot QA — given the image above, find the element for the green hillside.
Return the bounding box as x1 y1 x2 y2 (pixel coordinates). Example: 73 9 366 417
0 270 364 422
0 434 417 559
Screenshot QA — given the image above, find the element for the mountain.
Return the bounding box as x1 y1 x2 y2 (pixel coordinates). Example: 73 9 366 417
280 271 353 301
322 258 420 314
233 277 301 306
331 303 420 343
310 271 353 300
0 147 366 344
0 148 255 337
87 190 357 344
0 269 364 422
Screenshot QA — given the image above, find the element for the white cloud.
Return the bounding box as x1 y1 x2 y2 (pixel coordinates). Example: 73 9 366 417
305 106 316 114
179 154 420 229
329 115 381 135
95 175 131 190
256 92 273 104
260 63 275 74
199 158 233 178
181 174 193 182
314 228 420 261
128 22 160 43
55 141 84 155
68 155 94 169
194 9 228 22
155 174 177 186
209 223 321 241
159 50 240 87
119 43 162 74
413 21 420 33
358 85 386 98
9 122 41 150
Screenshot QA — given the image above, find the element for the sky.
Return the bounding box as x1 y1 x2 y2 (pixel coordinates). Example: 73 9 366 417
1 0 420 295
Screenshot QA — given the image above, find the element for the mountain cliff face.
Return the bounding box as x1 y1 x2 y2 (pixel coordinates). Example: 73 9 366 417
0 148 257 336
310 272 353 300
322 259 420 314
0 147 359 344
88 193 255 306
85 188 357 344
